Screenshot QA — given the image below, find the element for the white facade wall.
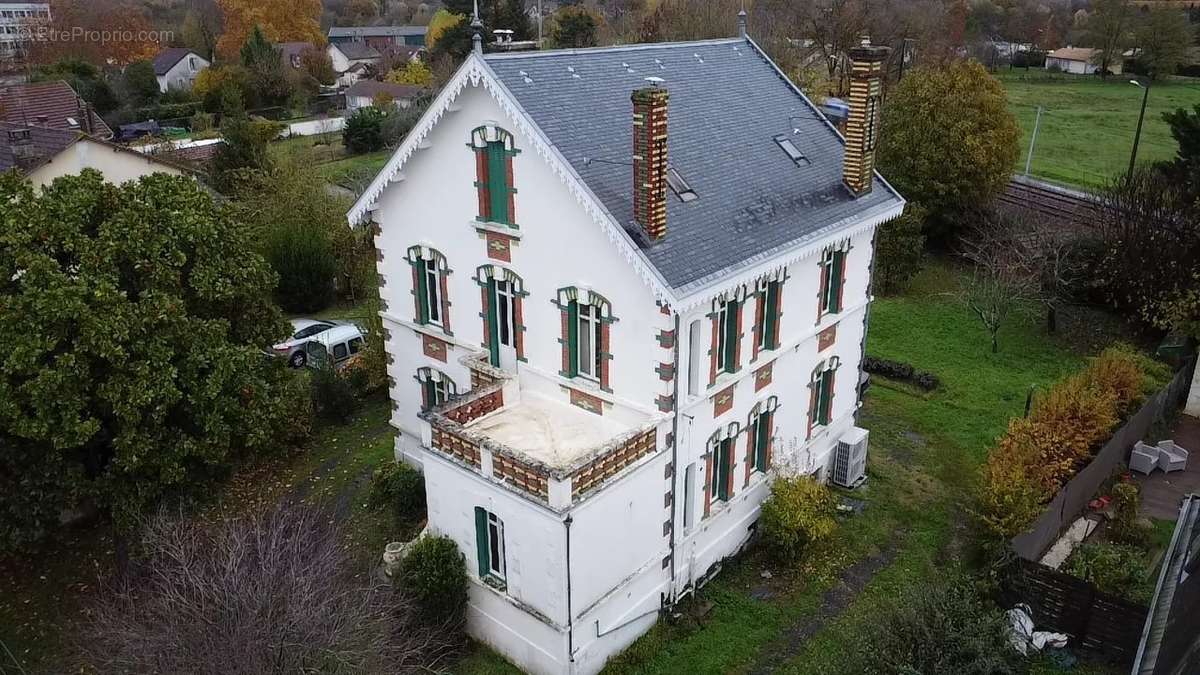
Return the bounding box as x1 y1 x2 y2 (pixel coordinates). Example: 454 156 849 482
371 73 885 674
155 52 209 93
28 138 185 188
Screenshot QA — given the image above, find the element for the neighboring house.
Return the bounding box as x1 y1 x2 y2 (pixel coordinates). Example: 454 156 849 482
1046 46 1121 74
0 80 112 139
0 121 189 188
1132 493 1200 675
0 2 49 62
349 12 904 675
152 47 209 93
328 41 382 87
381 43 424 65
278 41 317 72
344 80 425 111
328 25 427 48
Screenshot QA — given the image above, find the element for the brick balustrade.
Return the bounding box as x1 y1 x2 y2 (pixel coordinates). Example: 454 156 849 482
569 428 657 499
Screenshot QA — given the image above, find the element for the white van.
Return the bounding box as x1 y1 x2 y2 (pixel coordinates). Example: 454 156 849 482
301 324 366 370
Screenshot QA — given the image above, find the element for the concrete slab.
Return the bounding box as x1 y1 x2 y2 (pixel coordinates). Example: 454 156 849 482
467 392 635 469
1040 517 1098 569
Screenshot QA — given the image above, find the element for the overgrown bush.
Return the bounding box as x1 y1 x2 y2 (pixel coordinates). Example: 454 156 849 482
851 582 1026 675
263 220 338 313
74 505 461 673
1065 542 1148 602
1109 482 1150 547
979 347 1150 539
759 475 839 562
344 106 388 154
311 362 359 422
863 355 941 391
401 535 469 622
370 461 426 523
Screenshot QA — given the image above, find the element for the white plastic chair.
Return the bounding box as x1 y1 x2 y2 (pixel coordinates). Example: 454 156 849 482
1157 440 1189 473
1130 442 1159 475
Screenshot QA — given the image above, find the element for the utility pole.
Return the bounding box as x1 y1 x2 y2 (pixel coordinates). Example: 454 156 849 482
1128 78 1151 175
1025 105 1042 176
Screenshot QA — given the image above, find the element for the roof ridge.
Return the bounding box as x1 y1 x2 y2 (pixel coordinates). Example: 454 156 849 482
483 37 745 60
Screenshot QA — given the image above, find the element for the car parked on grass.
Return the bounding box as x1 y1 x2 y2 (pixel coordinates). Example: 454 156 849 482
273 319 342 368
299 324 367 370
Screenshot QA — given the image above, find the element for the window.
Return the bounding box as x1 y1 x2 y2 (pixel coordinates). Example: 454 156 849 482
705 425 740 514
469 126 519 226
667 166 697 202
478 266 525 368
474 507 506 582
558 288 613 389
348 337 363 354
774 134 810 166
755 278 782 353
294 323 331 339
808 358 840 437
416 367 456 411
713 437 733 502
748 397 779 480
687 320 702 397
818 246 847 317
715 297 740 376
407 247 450 332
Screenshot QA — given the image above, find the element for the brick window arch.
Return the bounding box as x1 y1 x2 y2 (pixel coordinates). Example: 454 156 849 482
705 422 742 516
468 124 520 227
406 245 452 333
807 356 841 438
746 396 780 485
475 265 527 368
415 367 457 411
553 287 615 392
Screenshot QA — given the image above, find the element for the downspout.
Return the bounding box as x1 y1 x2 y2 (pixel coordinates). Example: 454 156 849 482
668 312 682 601
564 513 574 666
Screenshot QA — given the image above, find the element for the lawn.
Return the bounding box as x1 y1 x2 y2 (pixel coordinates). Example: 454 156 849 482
0 397 399 674
269 133 392 192
996 69 1200 188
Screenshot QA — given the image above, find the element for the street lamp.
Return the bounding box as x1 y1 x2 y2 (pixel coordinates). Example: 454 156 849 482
1128 78 1151 175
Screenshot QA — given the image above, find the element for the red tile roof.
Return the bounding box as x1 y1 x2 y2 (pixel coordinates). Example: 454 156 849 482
0 81 113 139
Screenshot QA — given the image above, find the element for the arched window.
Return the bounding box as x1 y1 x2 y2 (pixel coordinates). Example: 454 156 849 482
752 270 786 359
416 367 457 411
406 246 451 332
468 124 520 227
554 287 615 391
807 356 841 438
475 265 527 369
705 422 742 515
709 285 750 384
817 240 850 318
747 396 781 484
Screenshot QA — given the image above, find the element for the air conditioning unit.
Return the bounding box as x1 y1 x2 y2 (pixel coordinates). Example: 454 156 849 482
832 427 869 488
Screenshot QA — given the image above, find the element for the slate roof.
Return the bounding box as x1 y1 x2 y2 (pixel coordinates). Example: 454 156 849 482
0 121 78 174
345 80 425 100
0 81 113 140
484 38 903 293
334 41 381 61
329 26 427 39
152 47 198 75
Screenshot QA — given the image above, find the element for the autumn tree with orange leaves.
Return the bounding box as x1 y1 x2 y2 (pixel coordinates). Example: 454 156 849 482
26 0 160 66
216 0 324 60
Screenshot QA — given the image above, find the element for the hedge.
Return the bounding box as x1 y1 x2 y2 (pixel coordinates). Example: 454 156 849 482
863 355 941 391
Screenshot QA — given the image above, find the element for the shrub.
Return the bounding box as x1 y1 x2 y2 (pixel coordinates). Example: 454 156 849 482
1109 482 1150 547
344 107 388 154
1080 345 1147 414
263 219 338 313
1025 375 1120 490
370 461 426 523
310 362 359 422
874 202 928 295
1065 542 1148 601
978 434 1048 539
863 356 940 391
852 582 1026 675
74 505 461 673
401 535 469 622
759 475 839 562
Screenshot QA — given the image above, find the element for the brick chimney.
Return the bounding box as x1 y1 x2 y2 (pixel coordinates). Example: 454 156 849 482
631 84 669 241
842 40 890 197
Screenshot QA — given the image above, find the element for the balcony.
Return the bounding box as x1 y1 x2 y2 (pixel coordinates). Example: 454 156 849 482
419 353 661 509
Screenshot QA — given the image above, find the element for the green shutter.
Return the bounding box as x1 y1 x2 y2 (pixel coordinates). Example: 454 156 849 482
717 439 731 501
474 507 490 577
486 141 509 224
763 282 779 349
414 260 429 324
829 251 845 313
723 301 738 373
486 278 500 367
819 370 833 425
567 300 579 377
423 379 437 410
756 412 770 470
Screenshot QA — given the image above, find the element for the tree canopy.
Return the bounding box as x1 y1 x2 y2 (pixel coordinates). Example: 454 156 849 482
877 60 1020 238
1133 9 1195 79
216 0 324 60
0 171 305 552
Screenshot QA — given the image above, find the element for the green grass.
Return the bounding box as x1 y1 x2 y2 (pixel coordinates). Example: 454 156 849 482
996 70 1200 188
556 261 1126 675
269 133 391 191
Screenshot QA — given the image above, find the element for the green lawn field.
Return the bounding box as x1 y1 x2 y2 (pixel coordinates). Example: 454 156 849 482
997 69 1200 188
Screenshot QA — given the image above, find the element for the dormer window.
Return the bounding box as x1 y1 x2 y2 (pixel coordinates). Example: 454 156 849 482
469 125 520 227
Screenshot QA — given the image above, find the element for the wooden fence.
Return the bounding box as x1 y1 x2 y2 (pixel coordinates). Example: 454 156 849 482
1001 558 1149 665
1011 357 1197 561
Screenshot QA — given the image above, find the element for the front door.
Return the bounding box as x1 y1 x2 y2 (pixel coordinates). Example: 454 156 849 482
488 278 518 370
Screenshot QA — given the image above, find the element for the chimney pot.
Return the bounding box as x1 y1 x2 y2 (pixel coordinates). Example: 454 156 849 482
842 42 890 197
631 86 669 241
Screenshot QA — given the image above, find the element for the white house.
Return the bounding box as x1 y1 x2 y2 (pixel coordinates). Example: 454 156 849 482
1 121 190 189
328 41 382 88
1046 46 1121 75
152 48 209 93
349 15 904 675
344 80 425 112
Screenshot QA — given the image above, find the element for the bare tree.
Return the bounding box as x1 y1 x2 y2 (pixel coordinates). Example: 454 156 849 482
960 215 1041 353
73 504 463 674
